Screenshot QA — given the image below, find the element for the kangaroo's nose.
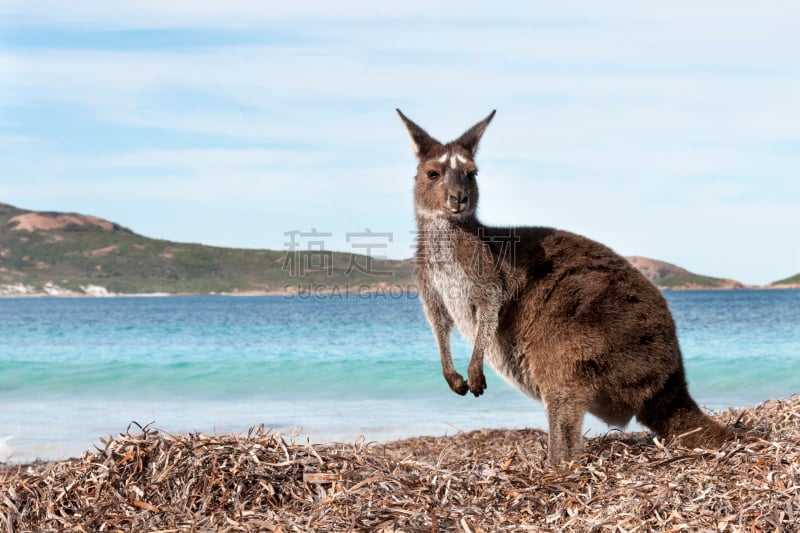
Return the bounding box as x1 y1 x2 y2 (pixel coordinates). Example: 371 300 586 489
448 192 469 212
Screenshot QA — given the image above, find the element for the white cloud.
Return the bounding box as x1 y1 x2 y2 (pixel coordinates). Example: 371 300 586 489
95 148 313 170
1 0 473 29
3 1 800 31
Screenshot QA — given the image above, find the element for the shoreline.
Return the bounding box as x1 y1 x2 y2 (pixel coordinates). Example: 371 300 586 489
2 284 798 299
0 283 421 299
1 394 793 471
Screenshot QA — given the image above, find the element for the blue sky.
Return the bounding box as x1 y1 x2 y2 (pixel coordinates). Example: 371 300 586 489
1 1 798 285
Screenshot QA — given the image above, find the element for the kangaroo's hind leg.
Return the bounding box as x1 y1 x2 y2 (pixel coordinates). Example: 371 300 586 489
542 389 587 465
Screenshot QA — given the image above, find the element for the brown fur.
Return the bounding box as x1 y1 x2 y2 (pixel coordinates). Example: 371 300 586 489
397 109 741 464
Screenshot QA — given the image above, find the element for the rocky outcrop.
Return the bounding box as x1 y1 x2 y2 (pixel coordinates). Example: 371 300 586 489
625 256 745 290
0 283 113 297
7 212 119 232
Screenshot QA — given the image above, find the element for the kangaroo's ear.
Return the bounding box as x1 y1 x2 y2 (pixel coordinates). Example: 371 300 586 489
396 109 441 160
455 110 496 157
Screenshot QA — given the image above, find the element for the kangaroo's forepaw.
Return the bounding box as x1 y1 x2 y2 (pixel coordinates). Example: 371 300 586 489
467 367 487 397
445 372 469 395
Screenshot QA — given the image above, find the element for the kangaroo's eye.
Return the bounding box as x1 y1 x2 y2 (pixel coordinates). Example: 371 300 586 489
467 171 478 180
427 170 440 180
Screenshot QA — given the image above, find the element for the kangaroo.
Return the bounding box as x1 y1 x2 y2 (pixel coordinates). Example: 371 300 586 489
397 109 740 464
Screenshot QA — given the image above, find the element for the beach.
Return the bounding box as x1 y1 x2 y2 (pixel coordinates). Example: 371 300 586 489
1 395 798 531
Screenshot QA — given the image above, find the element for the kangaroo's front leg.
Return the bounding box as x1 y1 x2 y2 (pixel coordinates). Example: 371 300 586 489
423 295 468 395
467 299 501 397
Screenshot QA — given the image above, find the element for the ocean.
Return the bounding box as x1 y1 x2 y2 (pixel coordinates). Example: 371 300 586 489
1 290 798 463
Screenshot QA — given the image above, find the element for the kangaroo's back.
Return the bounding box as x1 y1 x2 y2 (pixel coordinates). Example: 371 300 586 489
397 109 741 464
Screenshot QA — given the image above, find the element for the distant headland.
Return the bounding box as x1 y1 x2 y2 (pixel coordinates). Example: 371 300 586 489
1 203 797 297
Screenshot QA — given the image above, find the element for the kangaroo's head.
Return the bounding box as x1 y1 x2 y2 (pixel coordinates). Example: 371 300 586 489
397 109 495 221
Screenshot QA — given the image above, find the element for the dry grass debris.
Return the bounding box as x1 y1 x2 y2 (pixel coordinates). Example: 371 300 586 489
2 396 798 532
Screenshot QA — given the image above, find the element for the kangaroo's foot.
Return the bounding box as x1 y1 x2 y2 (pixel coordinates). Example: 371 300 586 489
467 361 487 397
444 371 469 395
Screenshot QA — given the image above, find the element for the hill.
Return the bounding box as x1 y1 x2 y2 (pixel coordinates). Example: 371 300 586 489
625 256 744 290
1 203 756 296
0 203 414 296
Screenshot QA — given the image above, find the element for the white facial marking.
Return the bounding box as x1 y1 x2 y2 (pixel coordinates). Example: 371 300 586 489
415 205 445 219
437 153 449 163
456 154 468 164
450 155 457 169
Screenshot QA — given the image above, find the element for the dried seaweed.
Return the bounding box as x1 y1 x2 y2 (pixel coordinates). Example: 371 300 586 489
2 396 798 532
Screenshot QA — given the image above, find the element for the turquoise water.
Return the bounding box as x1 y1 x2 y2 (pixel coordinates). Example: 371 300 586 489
1 290 798 462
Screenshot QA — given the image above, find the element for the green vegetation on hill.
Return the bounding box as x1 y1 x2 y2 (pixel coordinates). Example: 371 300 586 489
772 273 800 286
650 273 731 289
0 203 415 295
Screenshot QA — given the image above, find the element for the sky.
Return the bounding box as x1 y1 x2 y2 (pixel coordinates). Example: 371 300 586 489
1 1 798 285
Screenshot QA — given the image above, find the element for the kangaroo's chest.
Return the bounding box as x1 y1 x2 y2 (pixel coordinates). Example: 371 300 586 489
427 251 479 342
419 228 479 338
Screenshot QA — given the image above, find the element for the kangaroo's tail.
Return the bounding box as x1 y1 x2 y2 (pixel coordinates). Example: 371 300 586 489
637 366 741 447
